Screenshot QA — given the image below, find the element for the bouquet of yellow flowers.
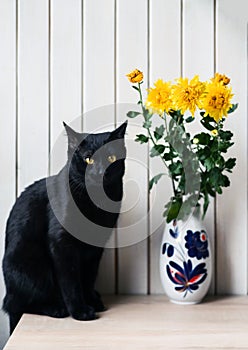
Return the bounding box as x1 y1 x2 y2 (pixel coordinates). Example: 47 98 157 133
126 69 238 222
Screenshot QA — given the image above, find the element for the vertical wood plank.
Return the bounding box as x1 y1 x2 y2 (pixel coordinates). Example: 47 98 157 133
18 0 49 192
149 0 181 294
83 0 115 113
50 0 82 174
216 0 248 294
116 0 148 294
83 0 116 294
0 0 16 343
183 0 215 294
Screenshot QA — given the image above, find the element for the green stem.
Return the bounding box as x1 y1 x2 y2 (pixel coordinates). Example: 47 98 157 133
148 128 170 172
137 83 170 173
164 115 177 197
137 83 180 199
138 82 144 112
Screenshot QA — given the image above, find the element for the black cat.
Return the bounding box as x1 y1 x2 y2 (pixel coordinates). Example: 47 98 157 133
2 121 127 334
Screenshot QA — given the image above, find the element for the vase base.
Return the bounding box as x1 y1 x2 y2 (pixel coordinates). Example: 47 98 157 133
170 299 201 305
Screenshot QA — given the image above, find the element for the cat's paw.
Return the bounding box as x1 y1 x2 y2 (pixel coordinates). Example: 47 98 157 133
71 305 97 321
89 299 107 312
87 290 106 312
49 307 69 318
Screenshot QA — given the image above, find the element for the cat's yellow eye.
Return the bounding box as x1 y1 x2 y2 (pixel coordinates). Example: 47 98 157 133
85 157 94 165
108 155 117 163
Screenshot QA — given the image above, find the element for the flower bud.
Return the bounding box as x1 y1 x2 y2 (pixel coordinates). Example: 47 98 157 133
193 138 199 144
211 129 218 137
126 69 143 83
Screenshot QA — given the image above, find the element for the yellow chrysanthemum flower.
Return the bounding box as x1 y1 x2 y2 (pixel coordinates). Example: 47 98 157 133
145 79 173 115
126 69 143 83
211 73 230 86
172 75 205 116
202 82 233 123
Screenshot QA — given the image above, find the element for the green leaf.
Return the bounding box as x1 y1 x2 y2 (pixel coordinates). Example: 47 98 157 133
132 85 140 91
204 178 216 197
220 174 230 187
168 110 183 124
209 139 219 152
216 187 223 194
150 144 166 157
194 132 211 145
216 155 225 168
228 103 238 114
204 157 215 171
164 199 182 223
209 168 230 188
197 147 211 161
163 151 175 161
218 130 233 141
149 173 165 190
218 141 234 153
169 161 183 176
154 125 165 141
127 111 140 118
135 134 149 144
200 115 216 131
225 157 236 170
185 116 194 123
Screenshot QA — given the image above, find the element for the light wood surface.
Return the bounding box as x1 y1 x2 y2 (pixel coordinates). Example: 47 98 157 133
3 295 248 349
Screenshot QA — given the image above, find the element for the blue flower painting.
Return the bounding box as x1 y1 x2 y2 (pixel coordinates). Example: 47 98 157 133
162 243 174 257
169 219 179 239
166 260 207 296
185 230 209 260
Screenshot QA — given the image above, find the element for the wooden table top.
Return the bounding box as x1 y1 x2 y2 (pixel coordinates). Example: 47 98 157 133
3 295 248 349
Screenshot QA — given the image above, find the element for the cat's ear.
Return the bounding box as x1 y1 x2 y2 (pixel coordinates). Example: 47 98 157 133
63 122 81 150
109 121 128 140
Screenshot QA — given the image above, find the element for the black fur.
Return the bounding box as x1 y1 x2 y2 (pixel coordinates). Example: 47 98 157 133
2 121 127 334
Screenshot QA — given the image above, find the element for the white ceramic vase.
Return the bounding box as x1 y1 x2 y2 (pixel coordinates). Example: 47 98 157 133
160 213 212 304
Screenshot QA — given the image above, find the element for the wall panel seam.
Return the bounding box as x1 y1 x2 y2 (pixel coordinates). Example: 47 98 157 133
48 0 51 175
147 0 151 295
180 0 183 77
81 0 84 132
15 0 19 198
246 21 248 295
213 0 217 296
114 0 119 295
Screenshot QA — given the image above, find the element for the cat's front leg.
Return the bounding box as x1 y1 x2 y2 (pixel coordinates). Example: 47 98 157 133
49 232 96 321
80 249 106 312
86 290 107 312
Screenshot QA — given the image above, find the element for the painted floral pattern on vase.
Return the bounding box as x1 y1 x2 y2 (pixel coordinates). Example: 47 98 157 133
162 219 210 299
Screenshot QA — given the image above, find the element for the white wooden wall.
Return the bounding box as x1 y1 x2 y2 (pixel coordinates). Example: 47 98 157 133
0 0 247 346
